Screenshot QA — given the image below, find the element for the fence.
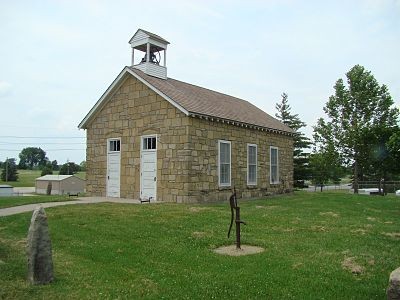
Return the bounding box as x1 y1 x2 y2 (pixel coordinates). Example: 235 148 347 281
358 181 400 193
305 181 400 193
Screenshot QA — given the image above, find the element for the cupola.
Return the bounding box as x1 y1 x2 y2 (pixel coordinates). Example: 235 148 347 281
129 29 169 79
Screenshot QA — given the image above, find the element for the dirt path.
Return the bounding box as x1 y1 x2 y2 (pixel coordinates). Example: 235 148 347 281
0 197 142 217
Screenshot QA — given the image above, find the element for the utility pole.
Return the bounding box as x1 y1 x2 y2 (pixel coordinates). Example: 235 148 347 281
67 159 70 175
5 157 8 182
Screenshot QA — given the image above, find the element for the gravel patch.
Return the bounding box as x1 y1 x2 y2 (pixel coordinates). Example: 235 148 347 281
213 245 265 256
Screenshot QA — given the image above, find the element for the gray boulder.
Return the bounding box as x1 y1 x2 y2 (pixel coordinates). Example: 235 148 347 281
388 267 400 300
27 206 54 284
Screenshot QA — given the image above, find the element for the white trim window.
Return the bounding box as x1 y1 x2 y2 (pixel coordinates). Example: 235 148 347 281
218 140 231 187
108 139 121 152
142 136 157 150
247 144 257 185
270 146 279 184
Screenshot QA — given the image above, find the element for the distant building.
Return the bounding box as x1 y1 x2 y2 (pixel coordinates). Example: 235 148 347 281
35 175 85 195
0 185 13 197
79 29 294 202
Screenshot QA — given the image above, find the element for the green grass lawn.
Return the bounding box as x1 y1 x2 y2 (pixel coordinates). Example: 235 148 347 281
0 195 77 209
1 192 399 299
0 170 86 187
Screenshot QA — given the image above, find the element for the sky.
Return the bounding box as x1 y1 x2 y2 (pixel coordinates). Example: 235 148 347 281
0 0 399 165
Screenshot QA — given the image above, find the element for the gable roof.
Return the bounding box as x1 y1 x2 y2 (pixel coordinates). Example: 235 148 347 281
129 29 170 45
36 175 81 181
79 67 293 135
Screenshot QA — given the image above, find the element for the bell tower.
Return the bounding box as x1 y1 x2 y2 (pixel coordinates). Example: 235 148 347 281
129 29 169 79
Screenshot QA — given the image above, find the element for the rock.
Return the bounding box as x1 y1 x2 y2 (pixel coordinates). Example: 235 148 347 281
27 206 54 284
387 267 400 300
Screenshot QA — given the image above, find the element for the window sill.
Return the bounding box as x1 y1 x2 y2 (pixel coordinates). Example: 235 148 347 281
218 186 232 191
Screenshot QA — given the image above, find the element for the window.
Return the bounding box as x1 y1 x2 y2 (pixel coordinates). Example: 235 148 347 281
109 139 120 152
218 140 231 186
143 136 156 150
247 144 257 185
270 146 279 184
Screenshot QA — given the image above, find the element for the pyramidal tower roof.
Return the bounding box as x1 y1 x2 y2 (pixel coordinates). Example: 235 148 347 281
129 29 169 79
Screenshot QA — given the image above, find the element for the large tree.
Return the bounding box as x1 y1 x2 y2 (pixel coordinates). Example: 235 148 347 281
1 158 19 181
275 93 312 186
314 65 399 193
18 147 48 170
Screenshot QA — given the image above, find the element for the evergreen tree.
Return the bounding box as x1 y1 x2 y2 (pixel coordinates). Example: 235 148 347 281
275 93 312 186
1 158 19 181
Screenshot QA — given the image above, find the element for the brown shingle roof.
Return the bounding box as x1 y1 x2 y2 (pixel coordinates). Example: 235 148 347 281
129 67 293 134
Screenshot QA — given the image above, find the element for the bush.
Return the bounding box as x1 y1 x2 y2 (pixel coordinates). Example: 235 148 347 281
41 165 53 176
294 180 308 189
59 162 80 175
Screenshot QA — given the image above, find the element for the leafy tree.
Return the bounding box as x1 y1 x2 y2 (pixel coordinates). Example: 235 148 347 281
1 158 19 181
59 162 81 175
386 128 400 173
275 93 312 186
18 147 47 170
51 160 59 171
80 161 87 172
309 145 344 191
359 126 400 191
314 65 399 193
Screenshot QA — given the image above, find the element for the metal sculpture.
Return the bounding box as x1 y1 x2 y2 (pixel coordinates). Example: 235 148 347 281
227 188 246 249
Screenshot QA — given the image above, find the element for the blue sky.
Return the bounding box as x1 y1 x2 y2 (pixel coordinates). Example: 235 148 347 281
0 0 399 164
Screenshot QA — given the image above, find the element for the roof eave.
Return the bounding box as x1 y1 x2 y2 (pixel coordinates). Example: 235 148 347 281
78 67 130 129
188 112 295 136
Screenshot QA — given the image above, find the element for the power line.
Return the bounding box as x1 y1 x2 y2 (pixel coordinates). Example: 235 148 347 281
0 124 77 130
0 149 85 151
0 142 86 145
0 136 85 139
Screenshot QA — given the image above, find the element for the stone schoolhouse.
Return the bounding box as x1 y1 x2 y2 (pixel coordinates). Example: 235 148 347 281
78 29 294 203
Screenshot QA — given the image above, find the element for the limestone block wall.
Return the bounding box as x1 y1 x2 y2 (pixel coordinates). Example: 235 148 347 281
86 76 191 201
85 74 293 203
186 117 293 202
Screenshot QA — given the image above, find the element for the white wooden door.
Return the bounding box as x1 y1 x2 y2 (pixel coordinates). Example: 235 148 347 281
107 139 121 197
140 136 157 201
